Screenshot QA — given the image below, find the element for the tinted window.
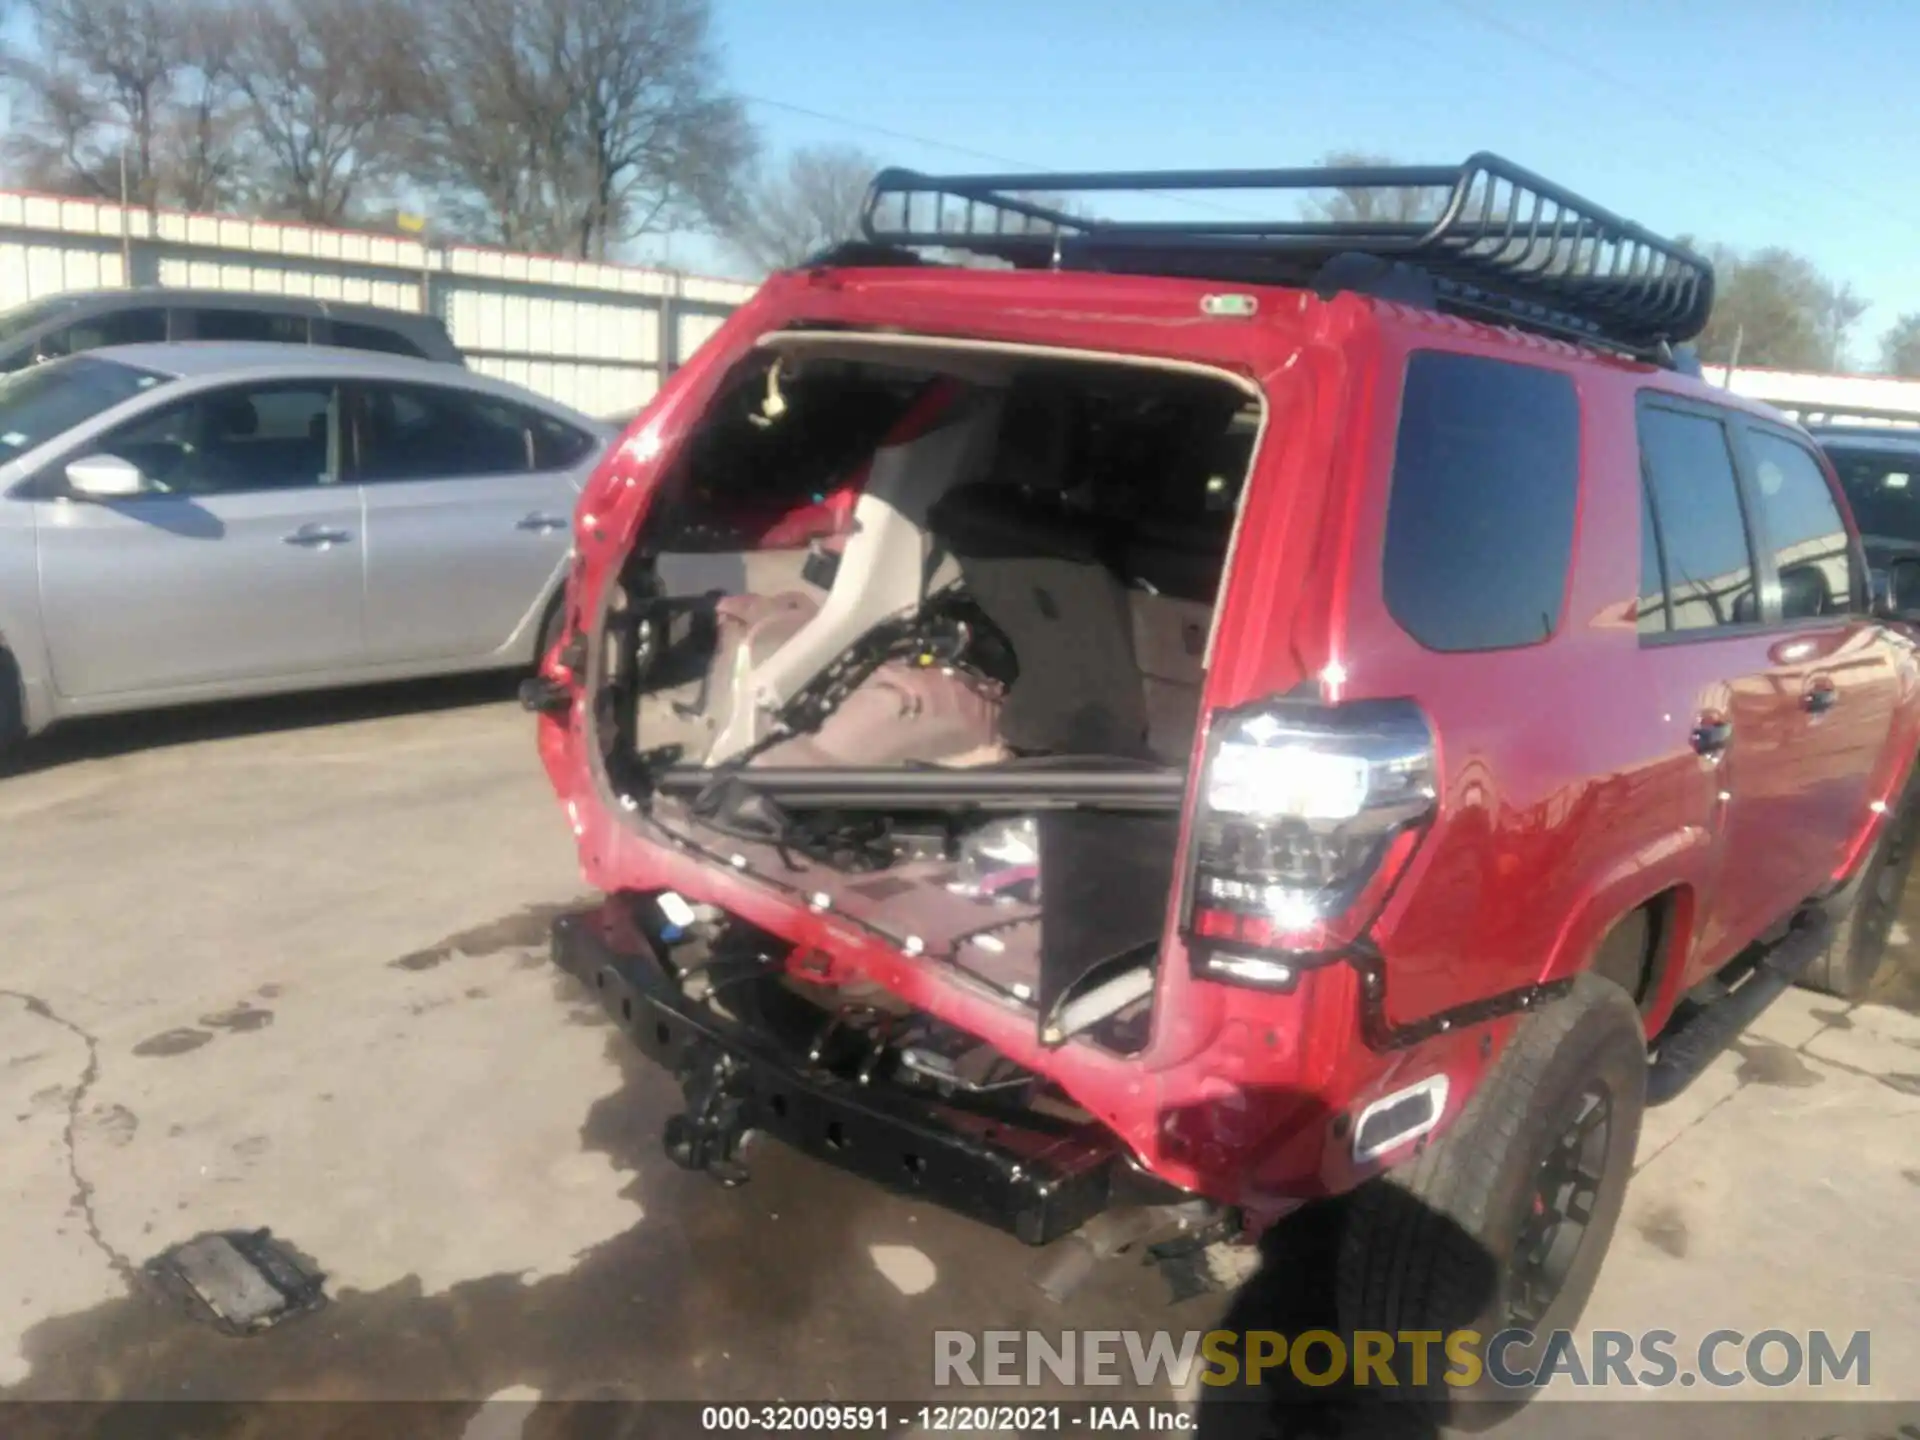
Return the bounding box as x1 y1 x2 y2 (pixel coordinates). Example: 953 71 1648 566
193 309 309 344
353 385 579 480
93 382 334 494
1639 406 1756 633
1382 351 1580 651
529 410 597 469
1747 430 1853 619
40 307 167 357
1637 481 1668 636
331 321 426 358
1208 412 1259 513
0 356 169 459
1825 446 1920 546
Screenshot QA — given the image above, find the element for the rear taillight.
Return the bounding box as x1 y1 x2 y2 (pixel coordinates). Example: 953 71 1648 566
1185 698 1436 984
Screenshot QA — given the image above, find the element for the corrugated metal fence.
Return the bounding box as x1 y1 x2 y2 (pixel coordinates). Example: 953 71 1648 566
0 190 758 419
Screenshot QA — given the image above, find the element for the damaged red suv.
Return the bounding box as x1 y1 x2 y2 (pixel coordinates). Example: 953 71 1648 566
531 155 1920 1383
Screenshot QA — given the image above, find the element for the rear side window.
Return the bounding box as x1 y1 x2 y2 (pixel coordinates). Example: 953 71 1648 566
1827 447 1920 545
1637 481 1668 636
1383 351 1580 651
351 383 591 480
1638 406 1757 633
528 411 597 469
1745 430 1854 619
331 321 427 359
39 307 167 357
192 309 309 344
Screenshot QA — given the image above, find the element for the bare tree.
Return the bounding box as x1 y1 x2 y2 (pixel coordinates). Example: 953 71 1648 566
1817 280 1870 372
1309 150 1443 227
1881 314 1920 379
721 144 877 274
3 0 755 256
9 0 180 203
385 0 558 247
562 0 753 257
226 0 417 224
400 0 754 259
4 0 247 209
154 6 251 212
2 58 112 196
1697 245 1870 371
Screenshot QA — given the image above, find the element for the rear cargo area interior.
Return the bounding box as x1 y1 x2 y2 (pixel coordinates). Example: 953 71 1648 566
593 340 1259 1049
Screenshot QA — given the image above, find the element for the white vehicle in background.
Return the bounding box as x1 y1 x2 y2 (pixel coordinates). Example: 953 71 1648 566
0 343 613 758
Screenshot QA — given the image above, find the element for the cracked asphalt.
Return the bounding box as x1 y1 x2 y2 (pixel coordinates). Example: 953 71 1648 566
0 678 1916 1432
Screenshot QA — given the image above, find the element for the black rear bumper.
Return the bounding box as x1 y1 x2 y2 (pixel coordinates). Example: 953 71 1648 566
550 899 1120 1245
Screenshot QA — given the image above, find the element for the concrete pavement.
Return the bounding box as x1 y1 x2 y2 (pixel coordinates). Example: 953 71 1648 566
0 681 1914 1430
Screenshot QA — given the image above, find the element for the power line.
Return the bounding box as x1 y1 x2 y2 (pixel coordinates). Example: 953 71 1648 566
1432 0 1918 238
740 95 1049 173
739 92 1259 219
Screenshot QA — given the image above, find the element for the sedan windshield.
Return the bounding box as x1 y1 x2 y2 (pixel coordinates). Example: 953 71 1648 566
1828 444 1920 546
0 355 171 459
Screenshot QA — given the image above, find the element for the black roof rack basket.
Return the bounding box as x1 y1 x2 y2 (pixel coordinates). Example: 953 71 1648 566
858 153 1714 356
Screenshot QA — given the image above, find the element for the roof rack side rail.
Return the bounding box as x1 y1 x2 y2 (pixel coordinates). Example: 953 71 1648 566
858 152 1715 357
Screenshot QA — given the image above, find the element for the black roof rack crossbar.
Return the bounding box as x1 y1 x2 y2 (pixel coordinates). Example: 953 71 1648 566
859 153 1714 354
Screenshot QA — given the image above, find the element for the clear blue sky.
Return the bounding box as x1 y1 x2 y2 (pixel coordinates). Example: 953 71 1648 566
700 0 1920 368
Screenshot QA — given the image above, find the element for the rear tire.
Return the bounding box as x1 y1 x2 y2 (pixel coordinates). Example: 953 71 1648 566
1589 908 1651 1002
1798 779 1920 1001
1335 976 1646 1425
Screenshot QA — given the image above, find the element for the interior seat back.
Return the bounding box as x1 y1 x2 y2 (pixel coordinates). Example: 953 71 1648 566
1126 592 1211 761
932 466 1151 759
705 390 1001 761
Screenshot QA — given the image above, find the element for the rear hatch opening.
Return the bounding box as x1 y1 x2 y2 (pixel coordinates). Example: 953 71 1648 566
590 332 1264 1053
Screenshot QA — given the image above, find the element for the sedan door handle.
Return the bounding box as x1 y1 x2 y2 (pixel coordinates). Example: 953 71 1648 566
283 525 352 549
516 512 569 534
1690 719 1734 756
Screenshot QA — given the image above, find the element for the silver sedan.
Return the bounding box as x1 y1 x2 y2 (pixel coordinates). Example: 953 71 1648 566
0 343 614 752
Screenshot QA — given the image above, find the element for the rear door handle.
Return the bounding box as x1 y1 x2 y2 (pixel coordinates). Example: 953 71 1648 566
1804 682 1838 714
283 524 352 549
1690 719 1733 756
516 512 569 533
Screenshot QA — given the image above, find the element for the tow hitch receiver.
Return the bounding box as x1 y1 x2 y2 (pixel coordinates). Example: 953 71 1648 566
551 897 1123 1244
662 1050 753 1185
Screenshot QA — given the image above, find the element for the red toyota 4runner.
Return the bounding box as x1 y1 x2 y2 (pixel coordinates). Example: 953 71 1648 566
528 155 1920 1394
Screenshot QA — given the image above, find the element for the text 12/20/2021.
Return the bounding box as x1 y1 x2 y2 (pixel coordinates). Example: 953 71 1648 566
699 1404 1192 1431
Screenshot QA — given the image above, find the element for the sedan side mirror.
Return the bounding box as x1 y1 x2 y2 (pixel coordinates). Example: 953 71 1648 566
65 453 148 499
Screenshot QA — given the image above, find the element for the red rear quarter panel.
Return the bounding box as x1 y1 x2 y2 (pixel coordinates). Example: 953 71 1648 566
1330 317 1920 1040
1326 314 1718 1035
